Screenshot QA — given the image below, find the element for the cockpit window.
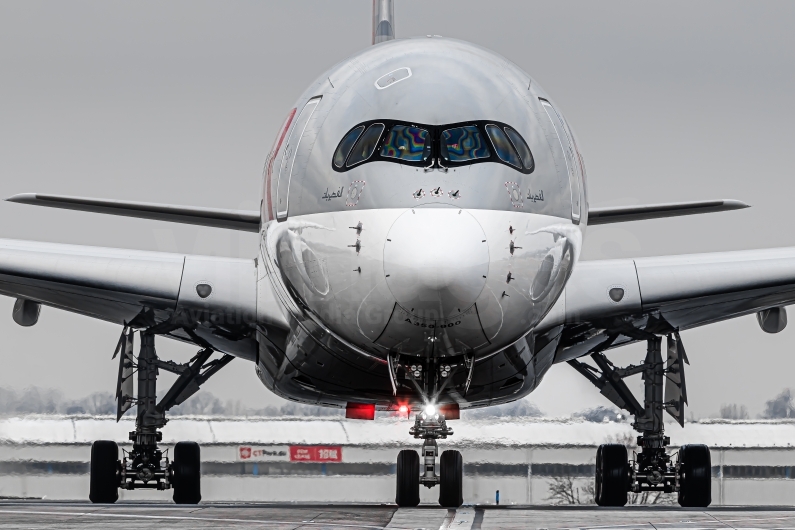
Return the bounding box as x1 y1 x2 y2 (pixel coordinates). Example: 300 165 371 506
346 123 385 167
333 125 364 168
381 125 431 162
505 127 535 172
441 126 490 162
485 124 521 168
332 120 533 174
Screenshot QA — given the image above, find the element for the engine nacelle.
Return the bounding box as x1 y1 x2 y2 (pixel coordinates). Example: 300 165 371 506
757 307 787 334
12 298 40 327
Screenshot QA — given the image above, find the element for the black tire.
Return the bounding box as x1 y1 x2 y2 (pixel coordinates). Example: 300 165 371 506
395 449 420 507
678 444 711 507
89 440 119 504
172 441 201 504
439 450 463 508
595 444 628 506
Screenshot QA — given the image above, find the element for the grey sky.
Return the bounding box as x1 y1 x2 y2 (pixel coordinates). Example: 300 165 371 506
0 1 793 418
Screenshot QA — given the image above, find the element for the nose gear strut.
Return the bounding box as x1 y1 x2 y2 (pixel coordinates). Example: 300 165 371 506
410 409 453 487
392 354 464 508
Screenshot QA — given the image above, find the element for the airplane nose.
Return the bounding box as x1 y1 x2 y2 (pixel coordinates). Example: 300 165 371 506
383 208 489 319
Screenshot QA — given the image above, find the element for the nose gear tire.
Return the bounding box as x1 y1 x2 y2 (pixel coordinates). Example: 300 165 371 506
595 444 628 506
172 441 202 504
395 449 420 507
89 440 120 504
677 444 712 507
439 450 463 508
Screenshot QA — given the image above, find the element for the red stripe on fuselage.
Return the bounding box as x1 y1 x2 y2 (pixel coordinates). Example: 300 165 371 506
264 108 297 222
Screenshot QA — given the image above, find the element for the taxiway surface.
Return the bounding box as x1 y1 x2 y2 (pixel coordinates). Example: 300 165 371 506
0 502 794 529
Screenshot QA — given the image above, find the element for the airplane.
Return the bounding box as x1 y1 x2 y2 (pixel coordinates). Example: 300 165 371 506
0 0 788 509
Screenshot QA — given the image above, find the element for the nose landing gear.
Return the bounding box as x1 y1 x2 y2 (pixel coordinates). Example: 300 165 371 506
570 334 712 507
395 408 462 507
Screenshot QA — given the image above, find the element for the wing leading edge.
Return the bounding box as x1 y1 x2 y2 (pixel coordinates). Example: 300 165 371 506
588 199 749 225
6 193 260 232
539 247 795 363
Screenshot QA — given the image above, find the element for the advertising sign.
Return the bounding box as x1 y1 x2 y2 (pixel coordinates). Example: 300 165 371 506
237 445 290 462
237 445 343 462
289 445 343 462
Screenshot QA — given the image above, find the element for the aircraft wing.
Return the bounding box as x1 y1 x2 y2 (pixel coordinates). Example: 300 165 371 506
588 199 749 225
0 238 283 359
6 193 260 232
539 247 795 363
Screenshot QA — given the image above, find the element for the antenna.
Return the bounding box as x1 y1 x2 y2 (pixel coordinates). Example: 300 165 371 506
372 0 395 44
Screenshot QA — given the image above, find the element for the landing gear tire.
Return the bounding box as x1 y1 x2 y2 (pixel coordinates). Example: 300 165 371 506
396 449 420 507
172 441 202 504
89 440 120 504
439 450 463 508
595 444 628 507
678 444 711 507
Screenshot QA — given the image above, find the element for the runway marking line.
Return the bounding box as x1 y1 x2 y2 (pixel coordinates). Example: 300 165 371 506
705 511 737 530
546 513 795 530
439 509 456 530
0 508 407 530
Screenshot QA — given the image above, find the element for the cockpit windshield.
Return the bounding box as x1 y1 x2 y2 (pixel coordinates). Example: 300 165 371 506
381 125 431 162
484 124 520 168
441 126 490 162
332 120 534 174
346 123 384 167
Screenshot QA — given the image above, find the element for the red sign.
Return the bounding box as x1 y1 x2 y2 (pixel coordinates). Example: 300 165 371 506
289 445 342 462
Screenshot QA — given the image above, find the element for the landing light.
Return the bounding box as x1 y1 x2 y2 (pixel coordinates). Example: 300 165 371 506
424 404 436 416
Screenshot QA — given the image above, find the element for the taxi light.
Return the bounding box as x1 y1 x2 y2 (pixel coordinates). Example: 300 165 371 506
346 402 375 420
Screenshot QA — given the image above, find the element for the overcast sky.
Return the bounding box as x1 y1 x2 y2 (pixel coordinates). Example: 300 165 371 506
0 1 794 419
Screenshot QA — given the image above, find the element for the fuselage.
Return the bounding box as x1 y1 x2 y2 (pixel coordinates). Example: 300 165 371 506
254 37 588 410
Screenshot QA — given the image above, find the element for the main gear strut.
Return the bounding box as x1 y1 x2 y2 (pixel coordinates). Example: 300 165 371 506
568 333 711 507
89 328 233 504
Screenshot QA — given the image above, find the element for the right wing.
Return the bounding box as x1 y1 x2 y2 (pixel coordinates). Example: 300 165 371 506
588 199 749 225
0 238 286 360
538 247 795 363
6 193 260 232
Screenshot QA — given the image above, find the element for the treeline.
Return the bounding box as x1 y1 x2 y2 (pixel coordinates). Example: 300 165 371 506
2 386 793 420
721 389 795 420
0 386 547 418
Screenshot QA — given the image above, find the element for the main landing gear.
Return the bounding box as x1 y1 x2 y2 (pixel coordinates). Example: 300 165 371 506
569 334 712 507
89 329 233 504
395 407 463 508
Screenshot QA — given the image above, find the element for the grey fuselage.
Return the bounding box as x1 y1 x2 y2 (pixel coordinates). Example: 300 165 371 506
255 37 588 410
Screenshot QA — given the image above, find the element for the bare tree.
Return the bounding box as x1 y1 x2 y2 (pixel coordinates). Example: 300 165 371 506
546 476 592 505
762 389 794 419
719 403 749 420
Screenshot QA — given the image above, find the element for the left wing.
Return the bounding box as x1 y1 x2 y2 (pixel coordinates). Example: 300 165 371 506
538 247 795 363
0 238 286 360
